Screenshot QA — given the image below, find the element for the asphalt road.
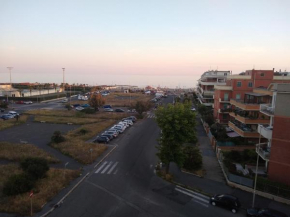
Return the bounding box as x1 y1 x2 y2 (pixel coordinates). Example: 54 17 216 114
44 96 246 217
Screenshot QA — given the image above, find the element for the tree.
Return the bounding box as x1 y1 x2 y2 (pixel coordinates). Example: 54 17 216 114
155 102 197 173
3 173 34 196
89 94 105 111
182 145 202 171
134 100 150 118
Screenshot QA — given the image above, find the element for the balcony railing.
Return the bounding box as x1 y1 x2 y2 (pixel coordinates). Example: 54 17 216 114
230 99 261 110
229 112 270 124
228 121 260 138
219 108 231 113
258 124 273 140
256 143 270 161
219 97 229 102
260 104 274 116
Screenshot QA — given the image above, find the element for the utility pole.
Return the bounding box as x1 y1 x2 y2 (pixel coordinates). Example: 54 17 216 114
62 68 65 92
7 67 13 86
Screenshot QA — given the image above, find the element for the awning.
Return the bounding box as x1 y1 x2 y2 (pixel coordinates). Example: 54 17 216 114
227 131 240 137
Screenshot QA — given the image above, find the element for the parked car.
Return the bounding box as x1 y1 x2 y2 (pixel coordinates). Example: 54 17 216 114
75 106 85 111
81 104 90 108
8 111 20 117
104 108 114 112
191 107 196 111
127 109 136 113
112 125 125 133
0 114 14 120
101 132 115 140
94 136 109 144
247 208 288 217
122 116 137 123
16 101 24 104
109 127 122 134
105 131 118 138
210 194 241 214
103 105 112 109
61 99 68 103
73 104 81 107
123 119 133 126
115 108 125 112
24 101 33 104
0 108 5 113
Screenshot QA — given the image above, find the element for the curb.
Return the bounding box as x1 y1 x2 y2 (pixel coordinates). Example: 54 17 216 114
40 172 89 217
181 169 203 178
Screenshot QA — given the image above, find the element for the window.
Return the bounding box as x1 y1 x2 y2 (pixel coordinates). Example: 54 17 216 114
224 93 229 101
237 81 242 87
223 114 228 120
248 82 253 87
236 94 241 100
261 73 264 77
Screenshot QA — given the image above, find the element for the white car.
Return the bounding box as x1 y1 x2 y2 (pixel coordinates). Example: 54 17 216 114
8 111 20 117
61 99 68 103
24 101 33 104
104 108 114 112
123 119 133 126
75 106 85 111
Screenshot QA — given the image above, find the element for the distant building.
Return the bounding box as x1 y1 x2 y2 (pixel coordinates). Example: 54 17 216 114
196 70 231 107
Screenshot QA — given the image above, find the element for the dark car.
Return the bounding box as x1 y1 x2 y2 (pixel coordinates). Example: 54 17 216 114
0 108 5 113
101 133 114 140
115 108 125 112
94 136 109 144
210 194 241 214
73 104 81 107
247 208 288 217
0 114 14 120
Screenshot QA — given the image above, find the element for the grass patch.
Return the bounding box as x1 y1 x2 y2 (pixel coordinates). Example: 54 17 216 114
34 115 102 125
0 165 80 216
50 120 116 164
25 110 75 117
0 115 29 131
0 142 59 163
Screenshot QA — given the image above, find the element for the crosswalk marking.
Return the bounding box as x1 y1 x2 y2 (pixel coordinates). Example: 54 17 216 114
95 161 119 175
175 186 209 206
95 161 108 173
147 114 155 118
101 161 113 174
107 162 118 174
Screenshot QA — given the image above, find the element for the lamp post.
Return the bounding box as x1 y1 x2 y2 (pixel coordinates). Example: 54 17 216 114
62 68 65 91
7 67 13 86
64 162 69 179
252 132 262 207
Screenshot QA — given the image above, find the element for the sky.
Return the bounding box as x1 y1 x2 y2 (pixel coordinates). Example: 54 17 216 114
0 0 290 88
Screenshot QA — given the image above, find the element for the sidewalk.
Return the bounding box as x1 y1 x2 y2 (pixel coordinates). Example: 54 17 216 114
168 114 290 215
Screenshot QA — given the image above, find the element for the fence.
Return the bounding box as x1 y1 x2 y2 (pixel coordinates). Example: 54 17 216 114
257 181 290 200
0 92 66 102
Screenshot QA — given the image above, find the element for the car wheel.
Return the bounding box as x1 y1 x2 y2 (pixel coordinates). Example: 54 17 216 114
231 208 237 214
211 201 216 206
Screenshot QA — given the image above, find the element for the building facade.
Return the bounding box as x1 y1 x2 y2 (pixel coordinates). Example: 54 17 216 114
197 70 230 107
256 83 290 185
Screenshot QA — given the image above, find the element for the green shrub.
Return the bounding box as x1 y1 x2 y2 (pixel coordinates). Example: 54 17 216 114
79 128 89 135
3 173 35 196
182 145 202 171
20 157 49 180
51 131 65 143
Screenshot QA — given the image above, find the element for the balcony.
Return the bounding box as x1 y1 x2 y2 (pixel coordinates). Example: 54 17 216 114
260 104 274 116
228 121 260 138
256 143 270 161
219 97 229 102
230 99 260 111
229 112 270 124
203 90 215 96
218 108 231 113
258 124 273 140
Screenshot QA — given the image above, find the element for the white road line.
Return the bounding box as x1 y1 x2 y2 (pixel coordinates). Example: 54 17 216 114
95 161 108 174
107 162 119 174
113 169 118 175
175 188 209 204
176 185 209 200
192 199 209 207
101 161 113 174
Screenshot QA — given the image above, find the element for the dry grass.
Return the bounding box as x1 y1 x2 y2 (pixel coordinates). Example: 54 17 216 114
50 120 115 164
105 92 152 107
0 115 29 131
25 110 74 117
0 166 80 216
0 142 59 163
34 115 102 125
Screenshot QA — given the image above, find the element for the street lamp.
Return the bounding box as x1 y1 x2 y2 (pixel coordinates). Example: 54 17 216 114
7 67 13 86
252 133 262 207
62 68 65 91
63 162 69 179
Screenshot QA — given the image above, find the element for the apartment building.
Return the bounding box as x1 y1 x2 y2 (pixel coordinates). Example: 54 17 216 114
256 83 290 185
196 70 230 107
213 69 290 145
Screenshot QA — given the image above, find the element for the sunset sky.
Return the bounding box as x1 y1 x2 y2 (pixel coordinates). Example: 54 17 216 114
1 0 290 87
